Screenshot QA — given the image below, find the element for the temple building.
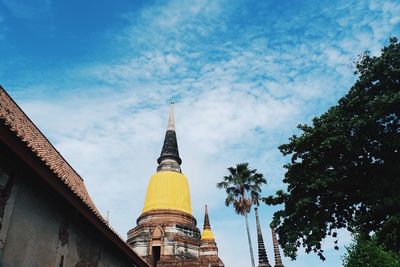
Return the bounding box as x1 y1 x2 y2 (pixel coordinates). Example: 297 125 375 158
0 86 148 266
254 207 285 267
127 104 224 267
271 227 284 267
0 84 284 267
255 208 271 267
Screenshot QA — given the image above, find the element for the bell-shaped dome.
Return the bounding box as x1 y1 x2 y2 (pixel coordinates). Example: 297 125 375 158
141 103 192 214
201 229 215 240
142 171 192 214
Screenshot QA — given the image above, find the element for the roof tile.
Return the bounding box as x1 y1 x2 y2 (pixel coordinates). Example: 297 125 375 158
0 87 99 217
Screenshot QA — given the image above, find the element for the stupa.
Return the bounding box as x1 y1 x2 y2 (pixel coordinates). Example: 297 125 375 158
127 104 224 267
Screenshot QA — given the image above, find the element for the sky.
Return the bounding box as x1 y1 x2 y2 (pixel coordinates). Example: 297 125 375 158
0 0 399 266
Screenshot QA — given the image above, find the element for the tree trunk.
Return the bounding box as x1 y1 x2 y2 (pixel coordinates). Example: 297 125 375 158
245 211 256 267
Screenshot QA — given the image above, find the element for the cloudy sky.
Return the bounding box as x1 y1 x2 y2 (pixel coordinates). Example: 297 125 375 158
1 0 399 266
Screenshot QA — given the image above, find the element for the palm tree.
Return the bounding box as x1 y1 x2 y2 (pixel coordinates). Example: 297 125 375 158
217 162 266 267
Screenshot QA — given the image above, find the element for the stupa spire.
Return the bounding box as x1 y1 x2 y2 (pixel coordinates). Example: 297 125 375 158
201 205 215 240
157 102 182 172
203 205 211 230
271 227 284 267
199 205 220 260
167 101 175 131
255 208 271 267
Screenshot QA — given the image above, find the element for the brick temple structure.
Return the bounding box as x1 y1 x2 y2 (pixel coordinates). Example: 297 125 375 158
0 86 148 266
127 104 224 267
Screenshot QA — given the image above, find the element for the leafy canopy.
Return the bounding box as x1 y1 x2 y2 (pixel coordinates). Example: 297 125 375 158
343 234 400 267
217 162 266 215
264 38 400 260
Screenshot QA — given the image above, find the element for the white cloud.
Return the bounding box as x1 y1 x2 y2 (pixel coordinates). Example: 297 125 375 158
8 0 400 266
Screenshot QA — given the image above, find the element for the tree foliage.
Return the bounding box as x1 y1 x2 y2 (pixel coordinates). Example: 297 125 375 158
217 162 266 267
264 38 400 260
343 235 400 267
217 162 266 214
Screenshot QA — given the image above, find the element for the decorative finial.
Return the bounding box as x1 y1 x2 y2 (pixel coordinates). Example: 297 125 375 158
255 208 271 267
271 227 284 267
204 205 211 230
167 102 175 131
157 103 182 172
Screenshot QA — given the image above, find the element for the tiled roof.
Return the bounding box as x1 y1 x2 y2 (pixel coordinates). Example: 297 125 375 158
0 87 99 213
0 86 149 266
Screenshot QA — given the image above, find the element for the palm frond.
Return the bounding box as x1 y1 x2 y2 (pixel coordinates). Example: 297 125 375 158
217 162 267 217
217 181 229 189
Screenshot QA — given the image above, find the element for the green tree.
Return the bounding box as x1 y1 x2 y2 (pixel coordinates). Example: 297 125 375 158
217 162 266 267
343 234 400 267
264 38 400 260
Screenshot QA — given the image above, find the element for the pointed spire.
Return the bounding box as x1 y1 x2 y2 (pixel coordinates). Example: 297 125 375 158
203 205 211 230
255 208 271 267
157 102 182 173
167 101 175 131
271 227 284 267
201 204 215 241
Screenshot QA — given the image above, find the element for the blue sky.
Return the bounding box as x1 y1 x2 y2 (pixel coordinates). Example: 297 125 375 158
1 0 399 266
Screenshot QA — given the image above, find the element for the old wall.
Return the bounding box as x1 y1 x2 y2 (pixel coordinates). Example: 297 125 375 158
0 142 137 267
